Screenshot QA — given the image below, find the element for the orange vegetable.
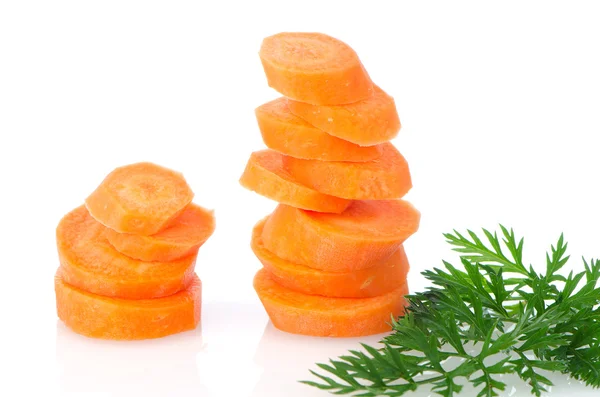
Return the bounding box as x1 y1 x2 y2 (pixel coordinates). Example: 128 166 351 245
57 206 197 299
85 162 194 236
282 143 412 200
252 218 409 298
261 200 420 272
106 203 215 262
55 270 201 340
288 85 401 146
256 98 381 162
239 150 350 213
259 32 373 105
254 268 407 337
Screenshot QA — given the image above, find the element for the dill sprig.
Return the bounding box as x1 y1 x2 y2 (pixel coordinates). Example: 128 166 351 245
303 226 600 396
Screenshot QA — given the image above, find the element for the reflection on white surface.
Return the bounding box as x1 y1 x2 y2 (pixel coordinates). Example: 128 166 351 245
54 302 598 397
252 322 383 397
195 301 266 397
55 321 210 397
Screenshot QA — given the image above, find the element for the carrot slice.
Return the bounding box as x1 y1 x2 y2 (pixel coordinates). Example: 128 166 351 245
252 218 409 298
288 85 401 146
259 32 374 105
256 98 381 162
55 270 201 340
239 150 351 213
254 269 407 337
105 203 215 262
85 162 194 236
261 200 420 272
282 143 412 200
57 206 197 299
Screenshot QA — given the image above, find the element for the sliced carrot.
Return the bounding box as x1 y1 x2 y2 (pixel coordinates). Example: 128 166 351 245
55 270 201 340
282 143 412 200
256 98 381 162
239 150 351 213
252 218 409 298
261 200 420 272
254 269 407 337
85 162 194 236
259 32 373 105
57 206 197 299
105 203 215 262
288 85 401 146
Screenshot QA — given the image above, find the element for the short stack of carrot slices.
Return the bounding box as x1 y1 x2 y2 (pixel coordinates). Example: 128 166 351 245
54 162 215 340
240 32 421 337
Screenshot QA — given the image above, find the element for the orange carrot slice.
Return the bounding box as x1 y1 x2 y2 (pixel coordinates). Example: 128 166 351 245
254 269 407 337
252 218 409 298
85 162 194 236
288 85 401 146
57 206 197 299
282 143 411 200
105 203 215 262
239 150 350 213
259 32 374 105
55 270 201 340
256 98 381 162
261 200 420 272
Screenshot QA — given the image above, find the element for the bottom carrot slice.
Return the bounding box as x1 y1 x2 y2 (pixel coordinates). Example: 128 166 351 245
253 269 408 337
55 271 202 340
239 150 350 213
252 218 410 298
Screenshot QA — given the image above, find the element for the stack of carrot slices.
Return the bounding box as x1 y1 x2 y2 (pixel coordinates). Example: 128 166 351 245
54 162 215 340
240 32 421 337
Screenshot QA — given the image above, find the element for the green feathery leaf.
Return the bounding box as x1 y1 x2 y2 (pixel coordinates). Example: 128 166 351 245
304 226 600 396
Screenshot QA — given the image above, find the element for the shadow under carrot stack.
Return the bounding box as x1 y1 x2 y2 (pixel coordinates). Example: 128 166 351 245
240 32 420 337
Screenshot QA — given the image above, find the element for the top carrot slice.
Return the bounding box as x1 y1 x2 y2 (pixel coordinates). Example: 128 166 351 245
259 32 374 105
256 98 382 162
287 85 401 146
85 162 194 236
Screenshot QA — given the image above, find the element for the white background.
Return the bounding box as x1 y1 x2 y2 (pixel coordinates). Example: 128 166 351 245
1 1 600 396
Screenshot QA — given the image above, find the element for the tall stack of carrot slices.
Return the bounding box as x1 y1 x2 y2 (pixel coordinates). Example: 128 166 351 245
54 162 215 340
240 32 421 337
